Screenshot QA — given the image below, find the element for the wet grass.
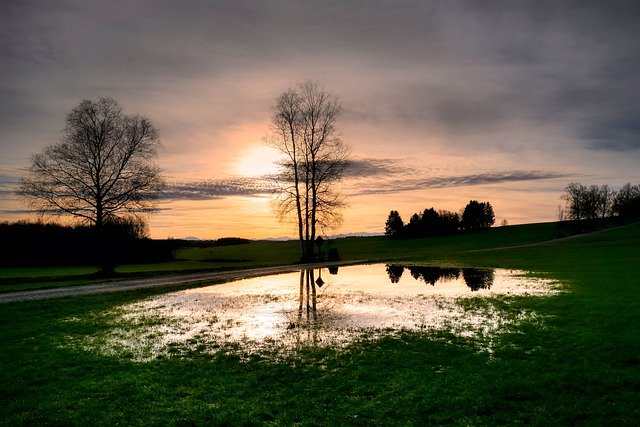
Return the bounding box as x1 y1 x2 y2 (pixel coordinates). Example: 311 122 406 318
1 222 639 424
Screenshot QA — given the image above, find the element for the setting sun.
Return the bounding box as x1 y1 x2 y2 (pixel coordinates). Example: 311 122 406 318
234 145 283 177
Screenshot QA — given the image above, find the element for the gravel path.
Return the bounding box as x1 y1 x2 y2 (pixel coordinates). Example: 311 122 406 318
0 261 362 304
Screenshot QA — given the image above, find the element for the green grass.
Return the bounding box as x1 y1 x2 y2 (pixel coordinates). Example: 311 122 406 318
0 222 562 292
0 265 100 279
1 222 639 424
0 240 305 292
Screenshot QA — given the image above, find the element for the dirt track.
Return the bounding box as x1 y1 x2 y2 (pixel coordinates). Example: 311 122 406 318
0 261 361 304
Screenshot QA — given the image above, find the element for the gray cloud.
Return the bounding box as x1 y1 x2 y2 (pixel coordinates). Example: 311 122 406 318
163 178 272 201
0 172 19 185
353 170 572 196
0 209 33 216
351 1 640 155
3 1 639 150
345 158 414 179
584 117 640 152
0 172 20 200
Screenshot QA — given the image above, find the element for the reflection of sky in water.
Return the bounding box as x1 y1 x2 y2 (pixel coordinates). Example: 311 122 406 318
80 264 561 361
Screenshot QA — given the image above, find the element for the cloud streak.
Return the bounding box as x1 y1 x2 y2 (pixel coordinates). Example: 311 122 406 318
351 170 572 196
163 178 272 201
344 158 415 179
162 165 571 201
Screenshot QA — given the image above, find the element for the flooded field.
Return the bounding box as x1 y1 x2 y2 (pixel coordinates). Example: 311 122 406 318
77 264 561 360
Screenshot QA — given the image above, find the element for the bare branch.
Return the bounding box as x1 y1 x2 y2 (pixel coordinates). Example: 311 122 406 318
17 97 166 228
267 81 350 260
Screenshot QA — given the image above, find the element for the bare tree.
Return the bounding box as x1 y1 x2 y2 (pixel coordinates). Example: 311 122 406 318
612 183 640 219
18 97 166 230
561 182 615 221
266 81 350 261
596 185 615 219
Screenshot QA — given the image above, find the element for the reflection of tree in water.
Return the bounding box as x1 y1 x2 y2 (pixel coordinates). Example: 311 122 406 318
461 268 495 291
385 264 495 291
386 265 405 283
294 266 496 323
298 269 318 321
291 269 324 346
408 266 460 286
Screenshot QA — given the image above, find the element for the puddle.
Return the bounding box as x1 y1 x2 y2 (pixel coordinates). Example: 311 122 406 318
77 264 561 360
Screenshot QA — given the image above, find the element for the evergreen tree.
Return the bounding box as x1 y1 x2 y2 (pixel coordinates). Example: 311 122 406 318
385 210 404 238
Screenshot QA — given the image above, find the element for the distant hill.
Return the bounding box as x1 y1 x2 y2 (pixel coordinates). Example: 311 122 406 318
263 231 383 242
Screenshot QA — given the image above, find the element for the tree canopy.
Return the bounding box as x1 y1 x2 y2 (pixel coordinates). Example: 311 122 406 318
461 200 495 231
612 183 640 219
18 97 166 229
384 210 404 238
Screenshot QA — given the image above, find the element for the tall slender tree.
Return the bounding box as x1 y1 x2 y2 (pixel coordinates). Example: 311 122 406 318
267 81 350 261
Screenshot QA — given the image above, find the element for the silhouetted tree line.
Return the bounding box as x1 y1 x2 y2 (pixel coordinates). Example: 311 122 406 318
210 237 252 247
0 220 176 267
385 265 494 291
560 182 640 223
385 200 495 239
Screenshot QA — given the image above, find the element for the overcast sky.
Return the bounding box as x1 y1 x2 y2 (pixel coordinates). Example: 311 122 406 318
1 0 639 239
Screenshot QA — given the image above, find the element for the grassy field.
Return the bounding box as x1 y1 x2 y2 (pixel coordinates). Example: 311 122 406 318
0 221 562 292
0 222 639 424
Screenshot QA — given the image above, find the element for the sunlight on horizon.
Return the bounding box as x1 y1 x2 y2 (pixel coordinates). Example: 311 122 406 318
234 145 283 178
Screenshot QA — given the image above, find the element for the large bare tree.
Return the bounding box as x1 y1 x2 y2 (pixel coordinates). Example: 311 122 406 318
18 97 166 230
267 81 350 261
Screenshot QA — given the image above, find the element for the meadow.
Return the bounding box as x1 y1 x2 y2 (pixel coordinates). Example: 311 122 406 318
1 222 639 425
0 221 562 292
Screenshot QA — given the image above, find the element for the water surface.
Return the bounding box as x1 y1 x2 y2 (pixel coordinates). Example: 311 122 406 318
80 264 560 360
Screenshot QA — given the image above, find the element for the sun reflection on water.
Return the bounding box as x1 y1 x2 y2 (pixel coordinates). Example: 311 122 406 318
75 264 561 361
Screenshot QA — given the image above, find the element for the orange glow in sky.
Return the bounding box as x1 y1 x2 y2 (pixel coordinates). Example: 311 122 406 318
1 2 639 240
234 146 282 178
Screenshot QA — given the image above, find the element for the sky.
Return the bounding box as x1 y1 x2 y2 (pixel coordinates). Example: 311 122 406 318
1 0 639 240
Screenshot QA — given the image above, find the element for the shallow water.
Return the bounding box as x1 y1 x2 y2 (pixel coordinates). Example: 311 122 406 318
79 264 561 360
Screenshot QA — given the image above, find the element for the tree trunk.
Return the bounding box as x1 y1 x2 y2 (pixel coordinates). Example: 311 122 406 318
95 201 116 276
290 125 305 260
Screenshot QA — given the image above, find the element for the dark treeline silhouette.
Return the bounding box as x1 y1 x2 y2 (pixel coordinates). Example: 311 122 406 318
559 182 640 233
212 237 252 247
409 266 461 286
0 220 177 267
385 200 495 239
461 268 495 291
561 182 640 222
385 265 494 291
